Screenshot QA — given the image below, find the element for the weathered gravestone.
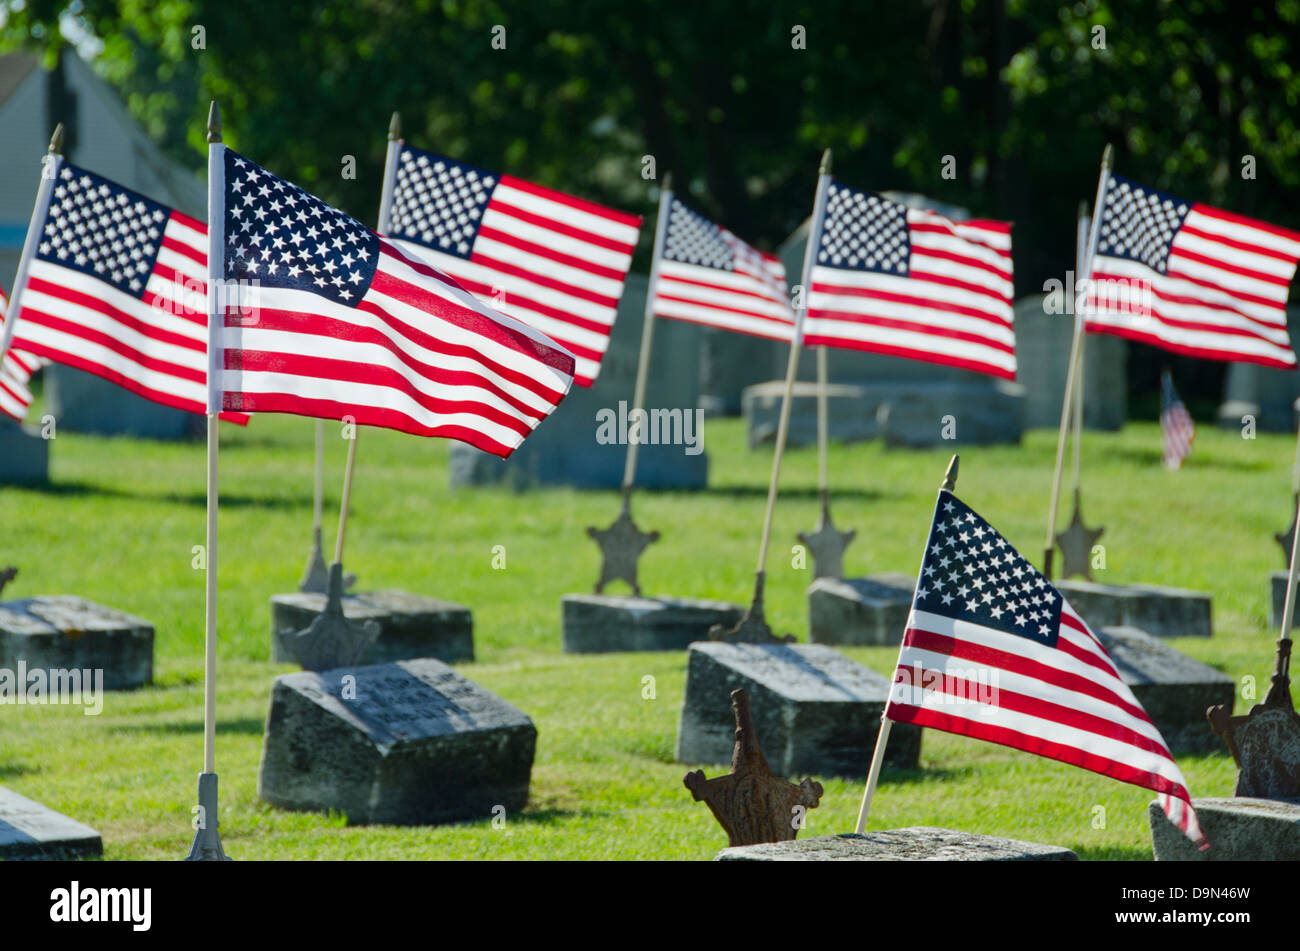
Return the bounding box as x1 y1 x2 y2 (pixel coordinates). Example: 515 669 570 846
1216 307 1300 432
271 589 473 666
743 380 1025 449
0 595 153 689
675 642 921 776
1012 293 1126 431
562 594 742 653
258 658 536 825
44 364 202 439
1271 571 1296 629
1096 626 1232 751
447 274 709 490
808 573 915 646
716 828 1078 862
1149 797 1300 861
1056 579 1212 639
0 418 48 484
0 785 102 860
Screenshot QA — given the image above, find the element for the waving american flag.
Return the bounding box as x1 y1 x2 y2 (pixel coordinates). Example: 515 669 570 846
217 150 575 458
803 181 1016 379
888 490 1205 847
0 285 40 422
383 144 640 387
1087 174 1300 368
2 163 246 424
650 197 794 342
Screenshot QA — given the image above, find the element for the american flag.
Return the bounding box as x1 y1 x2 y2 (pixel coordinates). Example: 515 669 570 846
3 163 247 424
802 181 1016 379
217 150 575 458
887 490 1205 847
650 196 793 341
1160 370 1195 470
1086 174 1300 368
0 285 40 422
383 144 641 387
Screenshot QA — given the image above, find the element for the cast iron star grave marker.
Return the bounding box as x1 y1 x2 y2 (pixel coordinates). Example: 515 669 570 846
562 173 742 653
684 688 823 847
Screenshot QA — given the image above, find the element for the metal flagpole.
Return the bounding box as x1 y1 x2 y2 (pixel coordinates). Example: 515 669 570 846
754 150 833 578
330 112 404 569
816 345 830 507
619 172 674 508
297 418 330 591
855 453 960 834
0 125 65 367
1069 203 1089 497
188 100 229 860
1044 144 1112 577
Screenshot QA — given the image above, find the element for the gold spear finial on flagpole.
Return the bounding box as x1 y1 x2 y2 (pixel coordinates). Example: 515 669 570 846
942 454 959 492
820 148 832 175
207 101 222 144
49 122 64 155
1101 143 1114 171
389 111 401 142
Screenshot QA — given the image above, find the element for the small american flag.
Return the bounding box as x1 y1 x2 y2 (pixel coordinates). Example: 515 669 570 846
888 490 1205 847
650 197 794 341
1087 174 1300 368
383 144 641 387
802 181 1016 379
0 285 39 421
217 150 575 458
1160 370 1195 470
3 163 247 424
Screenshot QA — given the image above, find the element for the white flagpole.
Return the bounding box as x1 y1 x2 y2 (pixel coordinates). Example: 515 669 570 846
619 173 674 505
1070 204 1089 496
330 112 404 568
752 150 833 578
0 125 65 368
1044 145 1112 577
313 419 325 533
816 345 829 505
188 100 229 860
855 453 959 834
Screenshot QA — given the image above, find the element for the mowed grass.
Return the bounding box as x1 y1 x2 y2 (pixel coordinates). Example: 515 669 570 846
0 405 1288 860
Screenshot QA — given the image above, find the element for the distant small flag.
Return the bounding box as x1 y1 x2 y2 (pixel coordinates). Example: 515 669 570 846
650 197 794 341
1087 174 1300 368
217 150 576 458
383 144 641 387
1160 370 1195 470
803 181 1016 379
3 163 247 424
887 490 1205 848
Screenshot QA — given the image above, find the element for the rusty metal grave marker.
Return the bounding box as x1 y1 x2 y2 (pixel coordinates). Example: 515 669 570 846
1208 637 1300 798
684 688 823 846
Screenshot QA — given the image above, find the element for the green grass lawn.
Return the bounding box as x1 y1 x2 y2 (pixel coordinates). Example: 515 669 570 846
0 407 1288 860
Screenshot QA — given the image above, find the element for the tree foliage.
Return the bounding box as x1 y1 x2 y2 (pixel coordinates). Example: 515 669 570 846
3 0 1299 298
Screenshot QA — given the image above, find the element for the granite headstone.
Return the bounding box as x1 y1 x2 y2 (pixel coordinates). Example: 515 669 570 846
271 589 473 665
0 785 102 860
258 658 535 825
0 595 153 689
716 828 1078 862
675 642 921 776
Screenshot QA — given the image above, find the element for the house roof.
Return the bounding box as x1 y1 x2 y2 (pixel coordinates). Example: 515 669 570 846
0 51 40 110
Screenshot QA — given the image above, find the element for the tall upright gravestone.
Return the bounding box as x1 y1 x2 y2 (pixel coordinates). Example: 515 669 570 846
448 274 709 490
